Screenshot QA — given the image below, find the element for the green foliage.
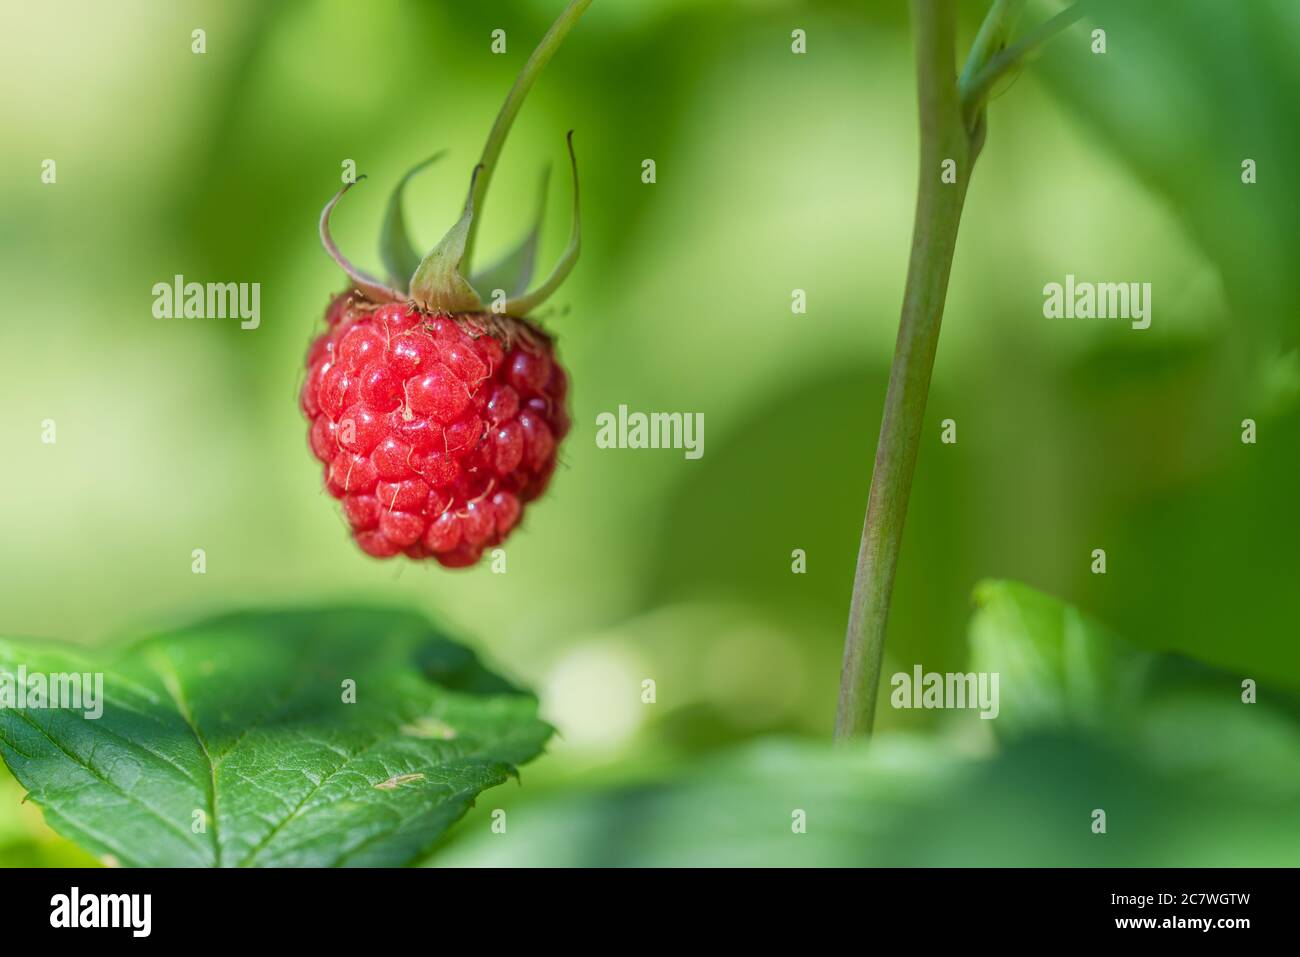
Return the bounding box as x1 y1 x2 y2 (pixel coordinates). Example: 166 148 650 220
0 608 551 867
440 581 1300 867
970 578 1151 736
4 586 1296 868
434 736 963 867
437 731 1300 867
0 765 100 867
1039 0 1300 347
970 579 1300 784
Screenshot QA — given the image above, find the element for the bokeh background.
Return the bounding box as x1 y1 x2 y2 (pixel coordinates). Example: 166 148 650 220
1 0 1297 866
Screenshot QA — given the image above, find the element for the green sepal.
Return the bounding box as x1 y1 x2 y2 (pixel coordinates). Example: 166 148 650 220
409 166 486 314
319 176 403 303
379 151 446 291
506 132 580 317
470 164 551 299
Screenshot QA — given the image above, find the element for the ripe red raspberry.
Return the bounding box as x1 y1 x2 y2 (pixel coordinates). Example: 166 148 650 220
306 11 587 569
303 295 570 567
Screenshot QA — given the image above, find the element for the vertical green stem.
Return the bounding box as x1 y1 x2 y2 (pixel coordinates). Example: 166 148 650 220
834 0 1081 737
834 0 973 738
461 0 594 276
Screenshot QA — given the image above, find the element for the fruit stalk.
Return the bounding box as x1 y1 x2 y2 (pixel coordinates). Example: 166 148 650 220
462 0 594 276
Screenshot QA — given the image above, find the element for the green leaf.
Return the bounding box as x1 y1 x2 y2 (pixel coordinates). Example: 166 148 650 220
432 736 960 867
1131 654 1300 800
1037 0 1299 345
0 763 100 867
431 582 1299 867
0 607 551 867
379 152 446 291
432 732 1300 867
969 580 1300 793
969 579 1153 737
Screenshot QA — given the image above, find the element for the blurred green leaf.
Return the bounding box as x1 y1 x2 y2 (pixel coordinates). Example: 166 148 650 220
433 731 1300 867
1134 654 1300 799
1037 0 1300 346
432 736 959 867
971 580 1300 798
970 579 1151 737
880 732 1300 867
0 607 551 867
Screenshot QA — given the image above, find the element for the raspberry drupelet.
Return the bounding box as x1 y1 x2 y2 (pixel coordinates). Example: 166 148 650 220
303 295 570 567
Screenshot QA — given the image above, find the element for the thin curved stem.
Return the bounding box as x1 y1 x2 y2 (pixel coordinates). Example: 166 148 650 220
959 0 1027 95
461 0 594 277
